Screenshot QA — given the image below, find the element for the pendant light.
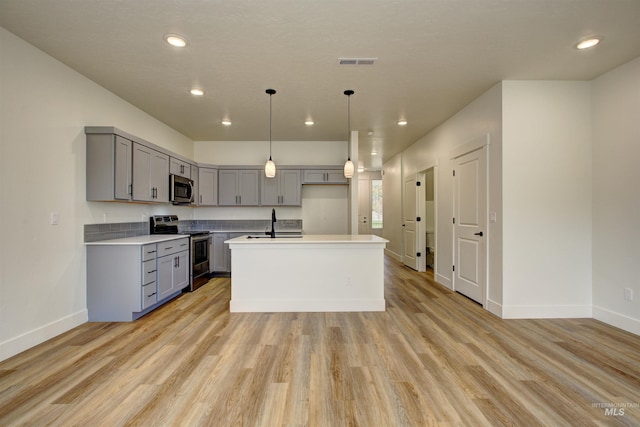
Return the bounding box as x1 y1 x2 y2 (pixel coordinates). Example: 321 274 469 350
265 89 277 178
343 90 355 178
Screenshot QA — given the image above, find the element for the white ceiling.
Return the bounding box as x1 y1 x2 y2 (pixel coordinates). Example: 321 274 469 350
1 1 640 170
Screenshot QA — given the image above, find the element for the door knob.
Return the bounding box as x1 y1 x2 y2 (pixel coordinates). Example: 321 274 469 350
474 231 484 237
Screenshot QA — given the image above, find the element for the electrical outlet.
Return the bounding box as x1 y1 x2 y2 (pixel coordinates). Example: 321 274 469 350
624 288 633 301
345 275 352 287
50 212 58 225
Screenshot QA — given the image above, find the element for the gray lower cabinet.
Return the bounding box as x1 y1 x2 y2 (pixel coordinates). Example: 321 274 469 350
132 142 170 202
211 233 229 272
86 237 188 321
156 238 190 300
302 169 347 184
86 133 133 201
218 169 260 206
198 167 218 206
261 170 301 206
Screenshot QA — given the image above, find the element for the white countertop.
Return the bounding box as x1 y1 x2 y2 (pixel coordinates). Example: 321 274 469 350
226 234 388 244
85 234 188 246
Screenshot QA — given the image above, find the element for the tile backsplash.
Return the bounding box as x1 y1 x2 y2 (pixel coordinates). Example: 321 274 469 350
84 219 303 242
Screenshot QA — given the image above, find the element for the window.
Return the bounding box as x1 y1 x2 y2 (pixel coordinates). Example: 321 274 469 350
371 179 383 229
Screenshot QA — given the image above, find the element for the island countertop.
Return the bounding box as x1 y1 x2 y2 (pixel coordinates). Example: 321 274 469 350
225 234 388 244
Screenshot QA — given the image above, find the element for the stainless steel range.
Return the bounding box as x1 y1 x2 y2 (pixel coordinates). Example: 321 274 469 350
150 215 211 291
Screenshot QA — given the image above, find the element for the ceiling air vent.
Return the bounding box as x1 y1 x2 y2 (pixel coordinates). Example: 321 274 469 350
338 58 377 65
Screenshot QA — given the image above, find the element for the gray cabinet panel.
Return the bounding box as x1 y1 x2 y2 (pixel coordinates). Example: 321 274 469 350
132 143 169 202
302 169 347 184
169 157 190 178
261 170 301 206
86 133 132 201
218 170 259 206
198 167 218 206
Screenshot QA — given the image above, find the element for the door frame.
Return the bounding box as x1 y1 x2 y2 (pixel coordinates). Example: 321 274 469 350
450 133 490 306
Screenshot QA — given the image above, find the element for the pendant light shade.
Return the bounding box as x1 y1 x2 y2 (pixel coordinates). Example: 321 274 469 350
344 89 355 179
265 89 276 178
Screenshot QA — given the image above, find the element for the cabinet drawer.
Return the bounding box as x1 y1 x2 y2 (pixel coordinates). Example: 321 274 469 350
143 259 157 285
157 238 189 257
142 282 157 309
142 244 157 261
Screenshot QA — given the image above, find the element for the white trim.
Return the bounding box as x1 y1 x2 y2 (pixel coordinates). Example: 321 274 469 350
501 304 592 319
449 133 490 160
486 299 503 317
0 310 88 362
435 273 453 290
593 306 640 336
384 248 402 262
230 299 385 312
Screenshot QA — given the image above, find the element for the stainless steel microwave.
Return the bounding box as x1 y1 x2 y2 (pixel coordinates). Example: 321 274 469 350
170 174 194 204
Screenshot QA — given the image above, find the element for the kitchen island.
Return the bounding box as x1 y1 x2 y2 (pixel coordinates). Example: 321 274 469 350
226 234 388 312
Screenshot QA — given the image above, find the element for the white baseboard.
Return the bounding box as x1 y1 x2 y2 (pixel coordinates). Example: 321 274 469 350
486 299 503 317
501 304 592 319
384 248 402 262
593 305 640 336
0 309 88 362
230 299 385 313
435 273 452 290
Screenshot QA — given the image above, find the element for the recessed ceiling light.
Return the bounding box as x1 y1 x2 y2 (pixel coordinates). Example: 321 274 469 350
165 34 187 48
221 120 232 126
576 37 601 50
358 167 365 172
304 120 315 126
397 120 408 126
371 151 378 155
190 89 204 96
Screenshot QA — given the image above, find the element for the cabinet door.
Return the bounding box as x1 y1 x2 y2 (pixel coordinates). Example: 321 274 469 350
238 170 259 206
218 170 239 206
169 158 190 178
261 175 279 206
150 151 169 202
199 167 218 206
132 143 153 201
114 136 132 200
157 254 175 300
326 170 347 184
280 170 301 205
211 233 229 272
303 170 327 184
173 250 189 291
190 164 199 205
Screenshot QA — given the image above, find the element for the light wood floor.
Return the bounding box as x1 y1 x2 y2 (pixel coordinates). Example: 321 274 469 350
2 257 640 426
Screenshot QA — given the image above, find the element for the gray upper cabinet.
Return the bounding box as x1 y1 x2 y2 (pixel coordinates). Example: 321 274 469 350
198 167 218 206
190 164 199 206
302 169 347 184
218 169 260 206
261 169 301 206
169 157 191 178
86 133 132 201
132 142 169 202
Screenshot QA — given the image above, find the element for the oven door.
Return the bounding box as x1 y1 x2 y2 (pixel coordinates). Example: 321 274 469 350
191 234 211 290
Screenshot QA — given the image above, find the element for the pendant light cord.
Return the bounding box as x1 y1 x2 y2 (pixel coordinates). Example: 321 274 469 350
269 91 273 160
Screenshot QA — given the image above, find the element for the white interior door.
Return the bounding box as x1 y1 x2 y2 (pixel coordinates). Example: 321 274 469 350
453 147 487 304
358 178 371 235
403 175 419 270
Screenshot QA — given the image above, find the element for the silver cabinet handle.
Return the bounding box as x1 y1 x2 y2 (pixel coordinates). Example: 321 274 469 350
147 292 157 298
199 194 202 204
128 184 132 195
164 246 173 251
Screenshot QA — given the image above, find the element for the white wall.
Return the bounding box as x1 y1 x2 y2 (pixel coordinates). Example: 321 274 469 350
193 139 349 234
382 154 403 260
0 27 194 361
591 57 640 334
387 84 503 305
502 81 592 318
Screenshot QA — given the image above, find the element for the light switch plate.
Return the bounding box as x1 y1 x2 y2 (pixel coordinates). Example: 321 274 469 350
624 288 633 301
50 212 58 225
489 212 497 223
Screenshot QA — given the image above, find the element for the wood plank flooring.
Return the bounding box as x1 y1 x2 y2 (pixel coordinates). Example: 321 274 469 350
2 256 640 426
